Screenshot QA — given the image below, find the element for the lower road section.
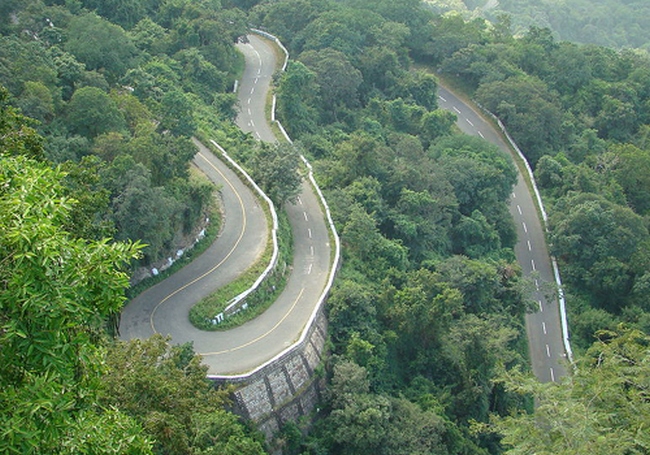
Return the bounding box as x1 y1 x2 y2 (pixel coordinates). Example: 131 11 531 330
437 85 568 382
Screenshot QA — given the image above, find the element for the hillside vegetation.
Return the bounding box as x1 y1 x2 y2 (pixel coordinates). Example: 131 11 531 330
0 0 269 453
425 0 650 51
251 0 650 453
2 0 650 454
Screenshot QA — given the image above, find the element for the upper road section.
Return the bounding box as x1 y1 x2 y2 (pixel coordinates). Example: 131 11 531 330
236 34 277 142
437 85 568 382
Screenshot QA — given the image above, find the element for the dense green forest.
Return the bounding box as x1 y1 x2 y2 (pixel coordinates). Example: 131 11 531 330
0 0 249 267
426 0 650 51
250 0 650 453
253 0 532 453
2 0 650 454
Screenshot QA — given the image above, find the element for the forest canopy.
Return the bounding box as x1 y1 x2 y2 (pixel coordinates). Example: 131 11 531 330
3 0 650 454
425 0 650 51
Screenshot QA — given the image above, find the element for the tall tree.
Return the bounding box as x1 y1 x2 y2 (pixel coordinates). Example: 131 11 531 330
248 142 302 207
0 152 147 453
101 335 266 455
66 86 127 138
486 329 650 455
65 12 139 81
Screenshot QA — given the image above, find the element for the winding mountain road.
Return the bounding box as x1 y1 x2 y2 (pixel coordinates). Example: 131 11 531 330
120 34 331 376
437 85 568 382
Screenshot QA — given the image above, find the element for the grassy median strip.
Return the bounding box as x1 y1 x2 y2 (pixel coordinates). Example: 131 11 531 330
189 210 293 331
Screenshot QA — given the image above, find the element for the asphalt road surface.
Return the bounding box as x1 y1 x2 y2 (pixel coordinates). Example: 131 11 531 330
119 141 269 374
437 84 568 382
120 34 332 376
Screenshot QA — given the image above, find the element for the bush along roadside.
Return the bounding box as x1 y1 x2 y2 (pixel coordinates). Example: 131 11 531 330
126 190 222 300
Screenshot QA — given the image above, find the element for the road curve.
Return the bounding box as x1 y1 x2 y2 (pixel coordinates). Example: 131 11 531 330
119 142 269 373
437 84 568 382
121 34 332 376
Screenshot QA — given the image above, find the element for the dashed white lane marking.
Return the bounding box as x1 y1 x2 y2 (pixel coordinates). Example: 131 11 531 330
517 204 522 215
250 87 255 95
439 95 447 102
307 263 313 275
542 322 547 334
546 344 551 358
247 98 251 104
512 192 516 198
522 221 528 233
310 245 314 256
308 228 312 239
478 131 484 138
250 119 255 128
550 367 555 382
297 196 302 205
453 106 461 114
254 77 259 84
527 240 532 251
531 259 536 271
535 279 539 290
538 300 543 312
466 118 474 126
255 132 261 139
247 108 252 115
303 212 308 221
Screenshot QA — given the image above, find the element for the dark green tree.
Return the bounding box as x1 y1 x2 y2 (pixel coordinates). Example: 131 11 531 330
66 86 126 138
158 89 197 137
65 12 139 81
101 335 266 455
248 142 302 207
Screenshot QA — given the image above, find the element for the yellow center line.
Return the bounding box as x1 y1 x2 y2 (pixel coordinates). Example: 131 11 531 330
200 287 305 356
149 151 247 333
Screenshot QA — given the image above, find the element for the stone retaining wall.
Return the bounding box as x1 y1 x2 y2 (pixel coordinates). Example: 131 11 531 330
211 307 328 438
